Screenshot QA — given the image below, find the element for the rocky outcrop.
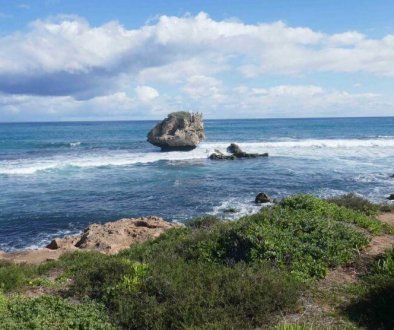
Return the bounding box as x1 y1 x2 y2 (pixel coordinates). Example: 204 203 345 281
209 143 268 160
0 217 180 264
147 112 205 151
255 192 271 204
388 194 394 201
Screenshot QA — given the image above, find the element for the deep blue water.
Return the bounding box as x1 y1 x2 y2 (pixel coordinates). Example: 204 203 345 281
1 117 394 251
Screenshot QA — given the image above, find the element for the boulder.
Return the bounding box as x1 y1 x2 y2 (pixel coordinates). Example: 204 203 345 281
147 112 205 151
388 194 394 201
227 143 243 155
255 192 271 204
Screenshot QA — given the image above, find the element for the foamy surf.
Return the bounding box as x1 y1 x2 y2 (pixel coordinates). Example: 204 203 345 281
1 138 394 175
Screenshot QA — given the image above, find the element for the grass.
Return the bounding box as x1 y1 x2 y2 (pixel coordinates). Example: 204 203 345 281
327 193 380 216
0 293 115 329
0 194 392 329
343 247 394 329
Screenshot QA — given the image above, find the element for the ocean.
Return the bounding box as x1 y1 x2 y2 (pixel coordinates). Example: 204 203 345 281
1 117 394 251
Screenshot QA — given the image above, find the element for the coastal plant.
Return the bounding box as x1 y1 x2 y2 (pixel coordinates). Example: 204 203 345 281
185 214 222 229
0 261 38 292
327 193 380 216
281 194 385 234
0 294 116 329
107 260 301 329
343 248 394 329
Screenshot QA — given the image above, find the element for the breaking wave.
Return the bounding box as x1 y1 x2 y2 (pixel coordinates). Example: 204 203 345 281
1 138 394 175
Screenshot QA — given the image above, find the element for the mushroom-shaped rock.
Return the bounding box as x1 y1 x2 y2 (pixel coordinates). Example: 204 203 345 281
147 112 205 151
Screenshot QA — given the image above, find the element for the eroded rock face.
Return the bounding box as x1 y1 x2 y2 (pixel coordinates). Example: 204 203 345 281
0 217 181 264
47 216 180 255
147 112 205 151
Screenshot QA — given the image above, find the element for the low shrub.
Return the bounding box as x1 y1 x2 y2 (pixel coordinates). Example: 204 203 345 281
344 248 394 329
0 294 116 329
0 262 37 292
108 260 301 329
185 214 222 229
327 193 380 216
282 194 385 234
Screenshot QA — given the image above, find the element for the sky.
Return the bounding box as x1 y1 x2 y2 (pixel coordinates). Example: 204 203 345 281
0 0 394 121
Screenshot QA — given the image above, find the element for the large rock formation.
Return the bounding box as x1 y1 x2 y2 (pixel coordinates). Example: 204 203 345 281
209 143 268 160
147 112 205 151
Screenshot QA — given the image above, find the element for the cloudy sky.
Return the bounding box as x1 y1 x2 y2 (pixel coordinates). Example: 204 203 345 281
0 0 394 121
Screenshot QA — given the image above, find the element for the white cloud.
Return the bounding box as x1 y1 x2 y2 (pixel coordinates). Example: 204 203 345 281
135 85 159 102
0 12 394 120
0 12 394 97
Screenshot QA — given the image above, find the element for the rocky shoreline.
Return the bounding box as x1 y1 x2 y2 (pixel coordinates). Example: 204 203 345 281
0 216 181 264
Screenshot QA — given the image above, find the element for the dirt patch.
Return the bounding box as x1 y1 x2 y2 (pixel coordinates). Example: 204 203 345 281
377 212 394 227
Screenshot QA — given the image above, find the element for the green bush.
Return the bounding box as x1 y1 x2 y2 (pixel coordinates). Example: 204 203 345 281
186 214 222 229
0 294 116 329
0 262 37 292
344 248 394 329
282 194 385 234
327 193 380 216
108 260 301 329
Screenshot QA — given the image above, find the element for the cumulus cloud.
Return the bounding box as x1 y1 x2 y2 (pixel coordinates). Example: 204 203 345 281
0 12 394 120
135 85 159 102
1 12 394 97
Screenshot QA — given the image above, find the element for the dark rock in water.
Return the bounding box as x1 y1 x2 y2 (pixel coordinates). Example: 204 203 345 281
209 152 236 160
388 194 394 200
147 112 204 151
255 192 271 204
209 143 269 160
227 143 243 155
223 207 239 213
390 174 394 178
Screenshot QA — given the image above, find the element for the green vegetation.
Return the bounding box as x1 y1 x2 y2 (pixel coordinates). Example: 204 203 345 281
0 194 392 329
344 247 394 329
327 193 380 216
0 294 115 329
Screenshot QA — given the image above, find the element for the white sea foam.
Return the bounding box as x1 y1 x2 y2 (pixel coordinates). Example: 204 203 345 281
1 138 394 175
210 198 271 220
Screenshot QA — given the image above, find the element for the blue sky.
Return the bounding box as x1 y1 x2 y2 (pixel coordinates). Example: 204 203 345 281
0 0 393 121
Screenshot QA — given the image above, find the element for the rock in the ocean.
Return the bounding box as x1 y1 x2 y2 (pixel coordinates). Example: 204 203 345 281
255 192 271 204
147 112 205 151
388 194 394 200
209 143 268 160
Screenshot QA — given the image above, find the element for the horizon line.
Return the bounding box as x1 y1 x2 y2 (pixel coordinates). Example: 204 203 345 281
1 115 394 124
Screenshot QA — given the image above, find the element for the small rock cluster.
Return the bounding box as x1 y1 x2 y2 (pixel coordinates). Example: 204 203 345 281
209 143 268 160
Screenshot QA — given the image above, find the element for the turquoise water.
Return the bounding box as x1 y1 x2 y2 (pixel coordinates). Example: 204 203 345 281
1 117 394 251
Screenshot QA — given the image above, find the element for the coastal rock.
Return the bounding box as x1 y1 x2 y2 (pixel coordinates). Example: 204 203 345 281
147 112 205 151
255 192 271 204
1 217 180 264
209 143 268 160
388 194 394 201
